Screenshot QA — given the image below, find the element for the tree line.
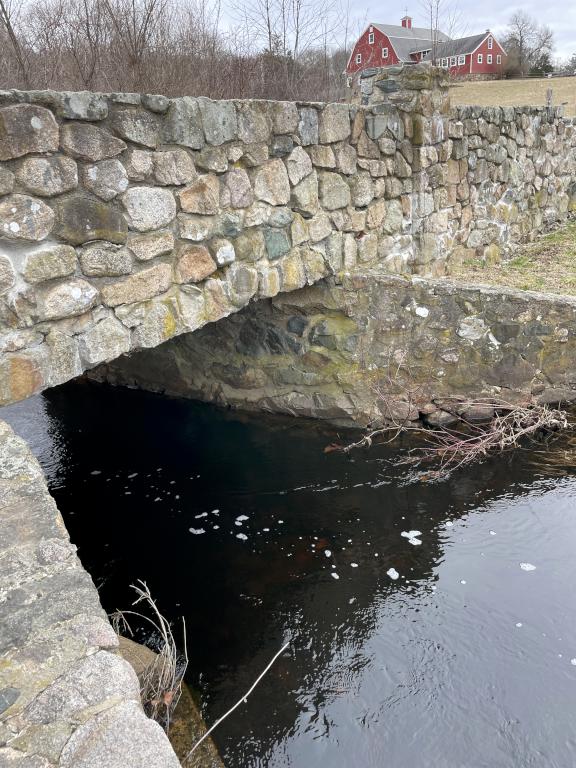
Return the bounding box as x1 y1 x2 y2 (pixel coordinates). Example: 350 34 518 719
1 0 573 102
0 0 350 100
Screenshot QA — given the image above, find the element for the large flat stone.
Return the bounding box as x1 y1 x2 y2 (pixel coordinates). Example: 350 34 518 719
60 124 126 162
78 316 132 366
122 187 176 232
36 278 99 321
162 97 204 149
0 194 55 241
79 242 133 277
55 195 128 245
16 157 78 197
101 263 172 306
23 245 77 284
60 701 180 768
254 159 290 205
174 244 217 284
0 105 59 161
179 175 220 215
111 108 161 148
198 98 237 145
82 160 129 201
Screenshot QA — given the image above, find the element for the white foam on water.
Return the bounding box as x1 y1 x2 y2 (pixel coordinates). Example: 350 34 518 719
387 568 399 580
236 515 249 521
189 528 205 535
331 573 340 580
325 550 332 557
350 563 358 568
520 563 536 571
236 533 248 541
401 530 422 539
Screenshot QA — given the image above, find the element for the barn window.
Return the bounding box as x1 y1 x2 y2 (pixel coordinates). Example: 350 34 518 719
450 56 456 66
488 37 493 49
382 47 389 58
487 54 493 64
368 32 375 44
477 53 483 64
458 55 465 65
356 53 362 64
497 54 502 64
441 58 447 67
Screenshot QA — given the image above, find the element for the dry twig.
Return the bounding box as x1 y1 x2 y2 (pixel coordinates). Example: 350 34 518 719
186 639 291 760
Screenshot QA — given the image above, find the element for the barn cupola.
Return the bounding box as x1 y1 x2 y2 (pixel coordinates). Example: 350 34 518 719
401 15 412 28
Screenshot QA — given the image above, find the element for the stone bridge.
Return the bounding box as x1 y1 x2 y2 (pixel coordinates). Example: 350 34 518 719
1 64 575 407
2 64 576 768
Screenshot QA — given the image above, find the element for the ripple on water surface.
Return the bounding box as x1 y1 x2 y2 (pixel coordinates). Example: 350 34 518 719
3 382 576 768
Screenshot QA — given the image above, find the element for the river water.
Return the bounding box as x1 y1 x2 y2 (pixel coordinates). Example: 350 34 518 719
3 380 576 768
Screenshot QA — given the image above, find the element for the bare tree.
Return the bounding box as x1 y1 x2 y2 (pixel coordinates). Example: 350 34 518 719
504 11 554 78
419 0 467 65
102 0 170 90
0 0 30 87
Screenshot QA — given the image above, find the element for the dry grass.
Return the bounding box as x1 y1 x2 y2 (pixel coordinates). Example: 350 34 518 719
450 76 576 117
449 220 576 295
111 581 188 733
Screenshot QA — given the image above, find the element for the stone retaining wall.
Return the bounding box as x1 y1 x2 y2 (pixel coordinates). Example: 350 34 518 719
0 420 180 768
93 273 576 427
1 66 576 408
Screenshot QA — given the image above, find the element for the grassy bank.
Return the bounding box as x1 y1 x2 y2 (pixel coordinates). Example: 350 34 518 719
449 220 576 295
450 77 576 118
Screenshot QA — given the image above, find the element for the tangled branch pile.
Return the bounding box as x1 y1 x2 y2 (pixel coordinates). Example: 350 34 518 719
328 400 572 476
405 402 570 473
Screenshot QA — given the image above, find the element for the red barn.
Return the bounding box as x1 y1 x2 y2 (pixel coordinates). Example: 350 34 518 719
346 17 449 75
346 18 507 80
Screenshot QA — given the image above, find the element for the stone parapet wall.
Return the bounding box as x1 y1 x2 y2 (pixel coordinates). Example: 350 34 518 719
356 66 576 271
0 67 575 407
93 273 576 428
0 87 424 406
0 420 180 768
448 104 576 266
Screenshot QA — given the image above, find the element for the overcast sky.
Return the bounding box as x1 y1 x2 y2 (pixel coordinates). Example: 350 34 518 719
348 1 576 60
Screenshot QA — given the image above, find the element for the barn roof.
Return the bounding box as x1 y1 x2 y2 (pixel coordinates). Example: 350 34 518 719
420 33 488 59
371 23 451 63
372 23 450 42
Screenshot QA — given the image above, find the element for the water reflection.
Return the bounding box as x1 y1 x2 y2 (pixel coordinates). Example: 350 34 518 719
2 381 576 768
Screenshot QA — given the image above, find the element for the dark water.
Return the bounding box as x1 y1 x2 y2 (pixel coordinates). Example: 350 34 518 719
3 381 576 768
